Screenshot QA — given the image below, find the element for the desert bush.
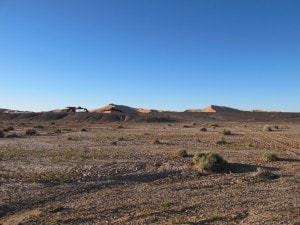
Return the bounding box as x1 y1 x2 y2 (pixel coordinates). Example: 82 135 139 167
152 138 161 145
273 125 279 130
34 125 44 129
117 124 124 129
193 152 227 172
81 128 88 132
175 149 188 157
118 137 124 141
210 123 219 128
4 126 14 132
200 127 207 132
253 167 279 181
262 152 278 162
263 125 272 132
6 133 19 138
55 129 62 134
215 137 227 145
0 130 4 138
220 129 231 135
111 141 117 145
183 125 190 128
25 129 37 136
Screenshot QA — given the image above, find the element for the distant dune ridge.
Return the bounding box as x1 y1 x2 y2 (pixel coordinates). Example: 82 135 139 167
0 104 286 114
185 105 241 113
91 104 158 114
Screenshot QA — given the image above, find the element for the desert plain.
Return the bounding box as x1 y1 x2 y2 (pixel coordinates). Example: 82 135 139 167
0 110 299 224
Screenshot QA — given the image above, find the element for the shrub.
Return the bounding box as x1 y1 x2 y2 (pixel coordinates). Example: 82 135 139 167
25 129 37 136
220 129 231 135
55 129 62 134
262 152 278 162
273 125 279 130
5 133 19 138
200 127 207 132
81 128 88 132
263 125 272 132
193 152 227 172
4 126 14 132
111 141 117 145
215 137 227 145
210 123 219 128
152 138 161 145
117 124 124 129
34 125 44 129
183 125 190 128
0 130 4 138
253 167 279 181
175 149 188 157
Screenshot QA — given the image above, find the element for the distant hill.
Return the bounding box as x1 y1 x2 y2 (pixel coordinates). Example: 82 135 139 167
0 108 30 113
185 105 241 113
91 104 158 114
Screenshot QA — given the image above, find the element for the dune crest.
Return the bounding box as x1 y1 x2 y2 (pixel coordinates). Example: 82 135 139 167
186 105 241 113
91 104 156 114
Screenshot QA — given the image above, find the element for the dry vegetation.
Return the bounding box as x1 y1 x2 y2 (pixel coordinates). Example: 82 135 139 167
0 117 300 224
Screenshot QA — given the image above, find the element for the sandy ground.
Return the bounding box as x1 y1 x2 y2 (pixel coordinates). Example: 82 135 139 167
0 119 299 224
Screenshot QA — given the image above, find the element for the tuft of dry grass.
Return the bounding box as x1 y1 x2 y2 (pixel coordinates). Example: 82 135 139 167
175 149 188 157
261 152 278 162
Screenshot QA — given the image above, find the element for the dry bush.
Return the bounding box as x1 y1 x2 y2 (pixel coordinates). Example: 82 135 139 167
261 152 278 162
193 152 227 172
25 129 37 136
152 138 161 145
175 149 188 157
200 127 207 132
0 130 4 138
220 129 231 135
253 167 279 181
4 126 14 132
263 125 272 132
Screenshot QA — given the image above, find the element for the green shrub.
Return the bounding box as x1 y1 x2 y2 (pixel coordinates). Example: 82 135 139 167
34 125 44 129
193 152 227 172
220 129 231 135
273 125 279 130
262 152 278 162
25 129 37 136
175 149 188 157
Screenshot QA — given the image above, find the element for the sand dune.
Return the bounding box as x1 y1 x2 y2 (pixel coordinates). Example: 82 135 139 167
91 104 156 114
186 105 241 113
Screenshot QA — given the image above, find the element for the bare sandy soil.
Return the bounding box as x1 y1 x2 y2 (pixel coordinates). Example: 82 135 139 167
0 116 299 224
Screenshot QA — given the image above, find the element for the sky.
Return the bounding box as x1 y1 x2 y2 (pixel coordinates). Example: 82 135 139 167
0 0 299 112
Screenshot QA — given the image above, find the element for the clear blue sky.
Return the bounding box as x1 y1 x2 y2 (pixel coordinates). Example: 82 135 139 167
0 0 299 112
